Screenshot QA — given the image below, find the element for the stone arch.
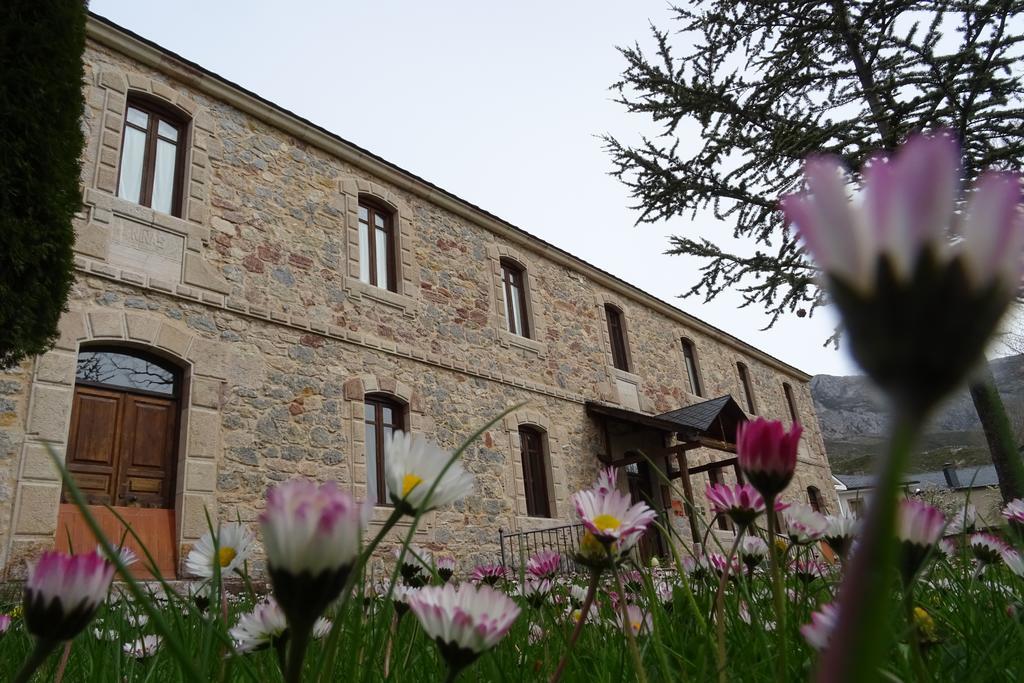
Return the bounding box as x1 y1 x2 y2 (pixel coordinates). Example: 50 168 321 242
2 308 226 578
592 292 645 411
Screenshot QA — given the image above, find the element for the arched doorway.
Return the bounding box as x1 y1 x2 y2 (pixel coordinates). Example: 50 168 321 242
56 346 183 577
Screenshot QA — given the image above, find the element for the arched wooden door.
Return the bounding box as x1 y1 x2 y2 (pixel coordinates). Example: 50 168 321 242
56 347 181 578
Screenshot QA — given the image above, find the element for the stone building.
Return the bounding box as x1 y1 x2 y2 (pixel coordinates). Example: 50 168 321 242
0 14 837 579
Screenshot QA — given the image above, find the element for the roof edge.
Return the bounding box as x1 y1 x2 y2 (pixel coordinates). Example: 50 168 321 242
85 13 812 382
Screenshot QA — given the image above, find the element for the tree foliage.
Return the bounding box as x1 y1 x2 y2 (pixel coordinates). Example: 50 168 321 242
0 1 87 368
605 0 1024 325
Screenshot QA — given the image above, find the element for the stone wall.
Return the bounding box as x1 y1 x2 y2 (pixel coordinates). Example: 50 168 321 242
0 28 838 577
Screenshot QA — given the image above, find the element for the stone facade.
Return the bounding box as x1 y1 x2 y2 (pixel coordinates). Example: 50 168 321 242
0 17 837 578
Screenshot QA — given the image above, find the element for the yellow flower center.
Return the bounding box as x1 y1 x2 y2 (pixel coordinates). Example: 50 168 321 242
631 621 642 633
402 473 423 497
592 514 621 532
218 546 237 568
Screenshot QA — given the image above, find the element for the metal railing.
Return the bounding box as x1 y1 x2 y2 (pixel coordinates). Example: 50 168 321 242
498 522 586 575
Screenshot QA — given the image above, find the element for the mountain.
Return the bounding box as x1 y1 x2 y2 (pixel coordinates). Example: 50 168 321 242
811 354 1024 475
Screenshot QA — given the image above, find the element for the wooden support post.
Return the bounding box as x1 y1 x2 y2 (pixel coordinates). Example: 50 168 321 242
675 450 700 546
733 461 745 485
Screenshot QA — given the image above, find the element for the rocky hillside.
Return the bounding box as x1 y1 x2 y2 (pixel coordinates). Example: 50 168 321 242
811 354 1024 474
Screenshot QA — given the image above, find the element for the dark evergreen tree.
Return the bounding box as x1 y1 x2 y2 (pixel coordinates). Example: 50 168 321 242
0 1 87 368
606 0 1024 501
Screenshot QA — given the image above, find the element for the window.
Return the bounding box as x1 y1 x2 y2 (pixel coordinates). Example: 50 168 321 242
681 338 703 397
519 426 551 517
117 97 187 216
783 382 800 424
848 497 865 518
358 199 397 291
501 259 531 338
364 395 404 505
808 486 824 513
737 362 756 414
605 304 630 372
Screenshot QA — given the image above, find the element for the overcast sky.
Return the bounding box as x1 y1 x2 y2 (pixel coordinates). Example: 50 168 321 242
90 0 866 376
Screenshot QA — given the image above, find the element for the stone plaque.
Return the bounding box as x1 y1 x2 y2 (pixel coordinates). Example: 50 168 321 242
108 216 184 282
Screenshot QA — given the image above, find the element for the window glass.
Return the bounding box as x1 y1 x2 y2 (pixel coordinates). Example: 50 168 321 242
682 340 702 396
358 218 371 283
126 107 149 128
117 126 147 204
157 120 178 142
375 226 389 288
151 138 178 214
76 350 177 396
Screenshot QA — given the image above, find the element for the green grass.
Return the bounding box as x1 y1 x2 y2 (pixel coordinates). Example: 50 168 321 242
1 543 1022 682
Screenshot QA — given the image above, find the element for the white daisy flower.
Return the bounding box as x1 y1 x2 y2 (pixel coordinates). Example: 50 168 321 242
184 522 255 579
782 505 828 545
231 597 331 653
123 635 162 658
384 431 475 514
408 584 520 660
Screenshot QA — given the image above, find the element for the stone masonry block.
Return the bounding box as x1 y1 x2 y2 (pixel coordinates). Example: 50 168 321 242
188 410 220 458
126 314 161 343
35 352 76 386
190 377 222 409
55 312 86 351
185 460 217 493
88 310 124 338
20 443 63 481
15 482 62 534
156 324 192 358
180 493 216 540
27 384 73 441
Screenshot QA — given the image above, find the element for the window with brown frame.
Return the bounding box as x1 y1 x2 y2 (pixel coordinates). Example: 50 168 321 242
808 486 825 513
364 395 404 505
519 426 551 517
605 304 630 372
501 260 531 338
117 97 187 216
681 338 703 397
358 199 397 291
783 382 800 424
737 362 756 414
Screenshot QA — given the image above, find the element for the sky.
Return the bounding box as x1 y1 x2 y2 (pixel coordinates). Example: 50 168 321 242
89 0 863 376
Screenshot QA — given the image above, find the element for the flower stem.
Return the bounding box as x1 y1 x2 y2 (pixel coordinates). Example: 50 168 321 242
284 625 312 683
817 408 924 683
550 567 601 683
765 495 787 680
903 591 927 682
611 562 649 683
713 528 745 683
53 641 72 683
14 638 59 683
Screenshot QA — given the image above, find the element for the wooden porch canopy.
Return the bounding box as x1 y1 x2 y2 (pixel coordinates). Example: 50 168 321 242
585 396 749 544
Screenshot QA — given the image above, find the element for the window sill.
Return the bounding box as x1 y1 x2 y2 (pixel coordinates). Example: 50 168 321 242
85 188 198 237
368 505 430 530
345 278 416 315
498 329 547 356
610 366 642 384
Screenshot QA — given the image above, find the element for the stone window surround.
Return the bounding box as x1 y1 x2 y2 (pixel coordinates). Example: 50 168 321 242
592 293 646 411
342 374 430 535
675 335 706 402
338 178 418 318
735 360 759 415
75 68 230 298
502 410 563 527
2 308 227 578
486 245 547 357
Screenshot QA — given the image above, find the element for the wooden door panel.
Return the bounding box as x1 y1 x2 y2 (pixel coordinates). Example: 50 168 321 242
55 504 177 579
64 387 124 505
115 394 177 508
